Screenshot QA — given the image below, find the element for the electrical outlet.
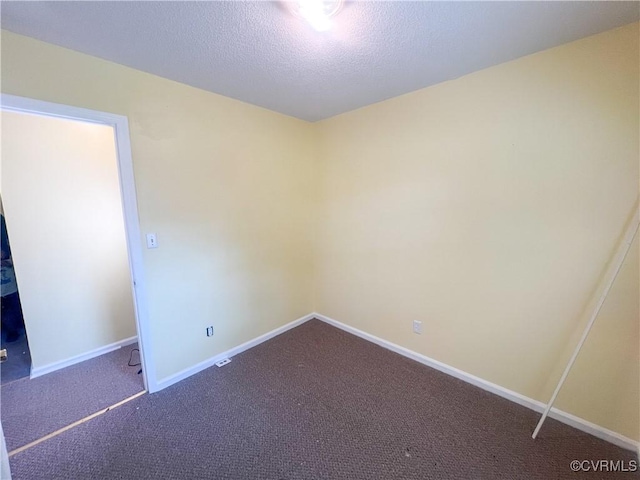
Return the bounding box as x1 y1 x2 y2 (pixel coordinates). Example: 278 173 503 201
206 326 214 337
413 320 422 334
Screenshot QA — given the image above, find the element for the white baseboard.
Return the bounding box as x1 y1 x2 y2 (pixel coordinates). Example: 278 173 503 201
30 336 138 379
151 311 638 452
313 312 639 453
155 313 316 391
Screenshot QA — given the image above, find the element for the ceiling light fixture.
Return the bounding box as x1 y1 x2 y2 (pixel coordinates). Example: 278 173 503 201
288 0 343 32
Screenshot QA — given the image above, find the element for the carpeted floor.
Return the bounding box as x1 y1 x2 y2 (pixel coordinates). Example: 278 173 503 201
8 320 639 479
0 333 32 386
2 342 144 452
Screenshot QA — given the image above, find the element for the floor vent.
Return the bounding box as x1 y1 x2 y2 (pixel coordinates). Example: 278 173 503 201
215 358 231 367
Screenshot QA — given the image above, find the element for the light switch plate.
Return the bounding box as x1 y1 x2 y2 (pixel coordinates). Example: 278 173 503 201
146 233 158 249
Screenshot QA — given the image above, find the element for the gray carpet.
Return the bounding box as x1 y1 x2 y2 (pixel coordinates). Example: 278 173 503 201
2 342 144 452
1 333 31 386
8 320 639 479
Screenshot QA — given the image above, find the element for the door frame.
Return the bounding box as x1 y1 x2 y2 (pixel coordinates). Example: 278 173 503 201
1 93 157 393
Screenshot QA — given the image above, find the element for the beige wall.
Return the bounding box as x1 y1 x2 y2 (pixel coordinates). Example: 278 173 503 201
1 111 136 370
552 234 638 439
315 22 639 440
1 22 637 441
0 31 318 382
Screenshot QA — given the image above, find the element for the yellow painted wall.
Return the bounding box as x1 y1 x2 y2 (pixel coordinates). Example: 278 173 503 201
1 111 137 370
1 22 637 441
552 234 639 439
0 31 318 382
315 22 639 440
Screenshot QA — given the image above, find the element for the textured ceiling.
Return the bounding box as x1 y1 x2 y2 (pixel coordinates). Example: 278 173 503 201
1 1 638 122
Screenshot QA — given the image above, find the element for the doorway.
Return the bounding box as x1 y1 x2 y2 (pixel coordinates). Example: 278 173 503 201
0 94 155 456
0 201 31 386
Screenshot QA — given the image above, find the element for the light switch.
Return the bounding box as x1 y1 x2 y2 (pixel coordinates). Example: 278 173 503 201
146 233 158 249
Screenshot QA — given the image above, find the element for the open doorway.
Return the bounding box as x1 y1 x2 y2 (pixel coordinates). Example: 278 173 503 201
0 95 155 456
1 200 31 385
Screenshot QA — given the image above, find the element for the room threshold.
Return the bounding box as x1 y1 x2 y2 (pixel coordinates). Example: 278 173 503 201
8 390 146 457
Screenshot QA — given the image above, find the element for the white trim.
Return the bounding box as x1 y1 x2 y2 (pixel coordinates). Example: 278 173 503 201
547 407 639 453
0 94 157 393
0 423 11 480
156 313 316 391
312 312 639 452
533 204 639 439
30 336 138 379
